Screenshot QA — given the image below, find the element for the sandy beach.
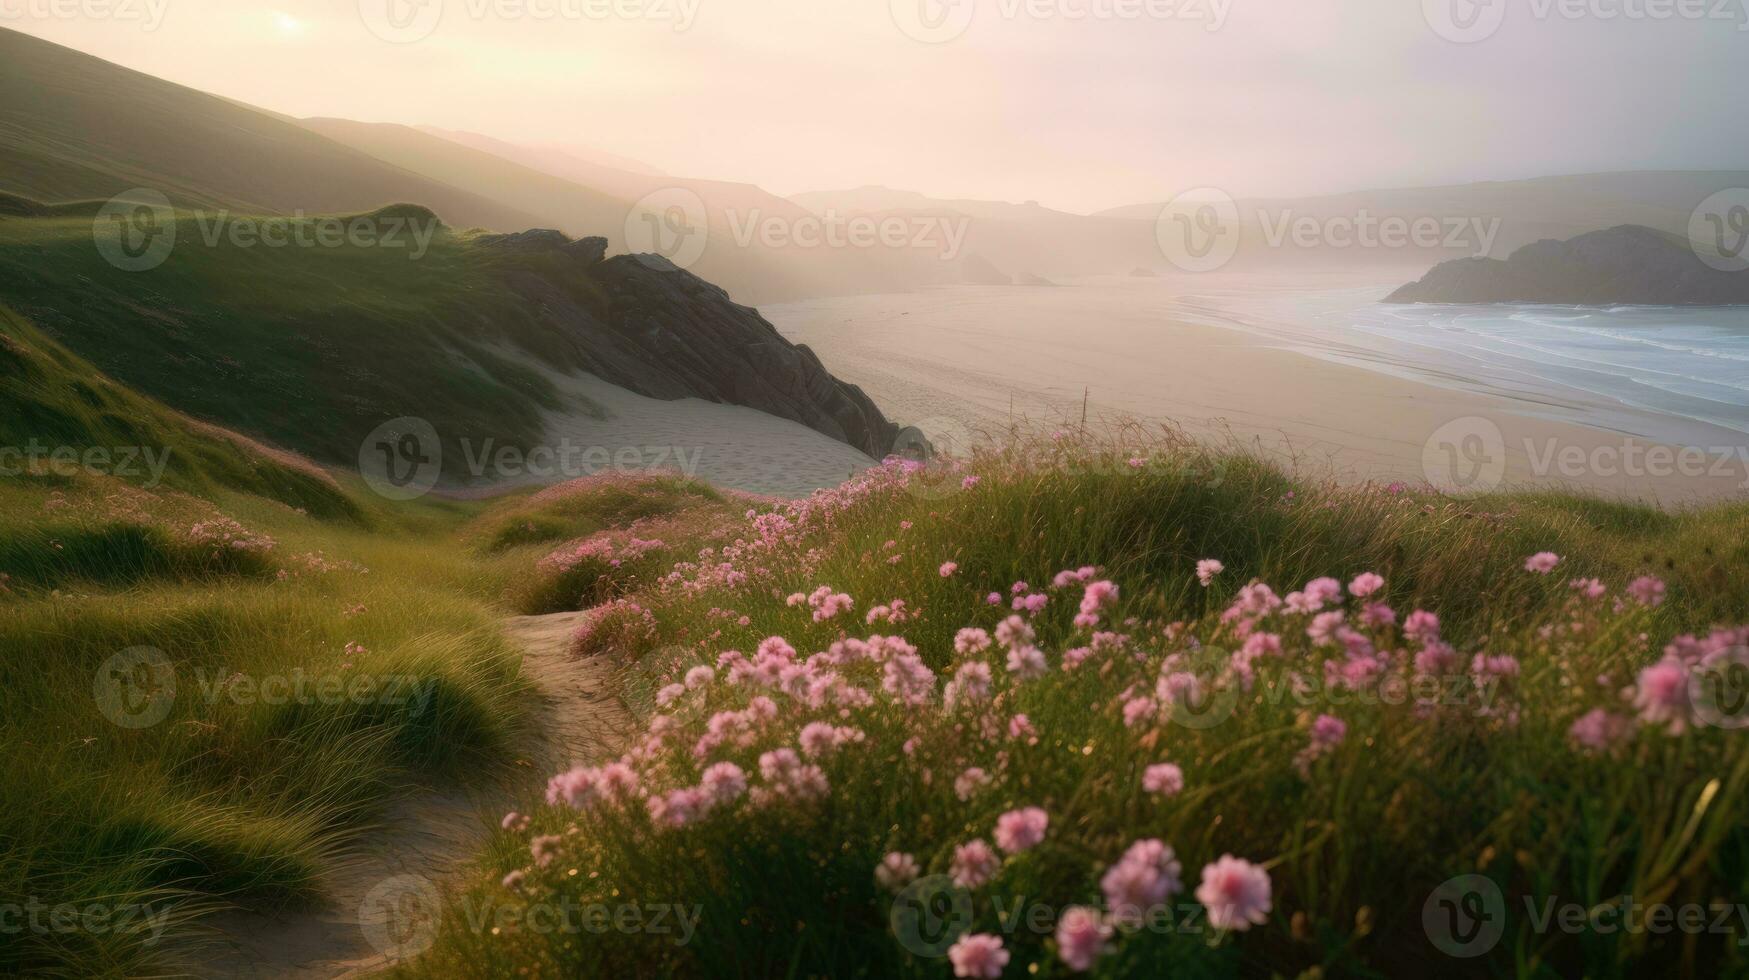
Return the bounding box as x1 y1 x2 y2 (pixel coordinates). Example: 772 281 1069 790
765 275 1749 507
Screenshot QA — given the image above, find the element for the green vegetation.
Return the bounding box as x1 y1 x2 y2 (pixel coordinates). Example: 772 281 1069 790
8 302 1749 977
396 439 1749 979
0 205 600 482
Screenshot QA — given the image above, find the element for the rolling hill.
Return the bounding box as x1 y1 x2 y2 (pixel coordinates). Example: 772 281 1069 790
0 27 542 230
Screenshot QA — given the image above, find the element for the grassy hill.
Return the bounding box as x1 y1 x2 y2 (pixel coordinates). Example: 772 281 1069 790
0 27 542 229
0 199 567 481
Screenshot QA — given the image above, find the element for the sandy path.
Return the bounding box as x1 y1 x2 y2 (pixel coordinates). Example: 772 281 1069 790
185 611 629 979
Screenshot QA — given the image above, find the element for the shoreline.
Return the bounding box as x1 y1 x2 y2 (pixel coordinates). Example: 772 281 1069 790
765 277 1749 507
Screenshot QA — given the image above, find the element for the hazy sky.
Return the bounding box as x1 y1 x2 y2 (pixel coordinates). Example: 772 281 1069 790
8 0 1746 213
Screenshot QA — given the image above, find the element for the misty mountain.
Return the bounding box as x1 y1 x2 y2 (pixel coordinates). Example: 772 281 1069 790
0 28 541 231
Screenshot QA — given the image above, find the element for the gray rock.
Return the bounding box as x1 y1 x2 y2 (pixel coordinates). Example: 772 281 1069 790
1387 225 1749 305
479 243 900 458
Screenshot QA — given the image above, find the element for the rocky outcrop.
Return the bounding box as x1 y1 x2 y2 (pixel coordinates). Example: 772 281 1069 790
1387 225 1749 305
481 234 898 458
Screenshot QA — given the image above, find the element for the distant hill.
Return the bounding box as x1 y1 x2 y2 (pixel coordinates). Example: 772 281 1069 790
789 185 1160 281
1386 224 1749 306
415 126 668 184
1100 171 1749 267
0 28 542 230
304 120 959 304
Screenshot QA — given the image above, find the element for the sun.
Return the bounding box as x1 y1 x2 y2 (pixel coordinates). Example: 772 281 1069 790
272 12 306 37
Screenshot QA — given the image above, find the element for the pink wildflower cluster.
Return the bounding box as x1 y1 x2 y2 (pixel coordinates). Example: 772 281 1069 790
789 585 854 622
539 533 666 575
569 598 658 656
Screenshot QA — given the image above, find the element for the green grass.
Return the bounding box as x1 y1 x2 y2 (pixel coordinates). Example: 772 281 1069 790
0 319 560 976
395 438 1749 979
0 202 615 483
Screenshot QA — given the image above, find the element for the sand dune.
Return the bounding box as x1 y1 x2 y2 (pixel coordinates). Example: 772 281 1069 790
475 371 877 499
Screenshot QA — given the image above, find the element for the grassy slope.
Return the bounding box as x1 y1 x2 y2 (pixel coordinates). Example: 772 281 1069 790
399 439 1749 979
0 319 542 977
0 27 542 228
0 206 596 480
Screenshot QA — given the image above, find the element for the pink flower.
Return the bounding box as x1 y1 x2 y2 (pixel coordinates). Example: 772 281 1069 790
1196 559 1225 587
1347 572 1385 598
1076 580 1119 628
1007 713 1037 741
950 839 1001 889
1307 611 1345 647
1627 575 1667 607
1143 763 1184 796
946 661 995 708
1403 610 1441 645
1633 658 1692 734
700 761 747 804
1568 577 1607 600
1525 552 1561 574
875 851 920 892
1055 906 1113 972
1005 644 1047 680
1309 714 1347 749
993 806 1049 853
501 869 526 892
1569 708 1633 754
1196 855 1272 931
684 665 716 688
955 628 993 655
994 615 1035 649
954 766 993 801
947 933 1009 978
940 561 959 577
530 834 563 868
1100 838 1182 925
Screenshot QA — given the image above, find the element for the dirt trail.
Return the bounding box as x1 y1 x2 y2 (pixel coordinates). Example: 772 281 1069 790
185 610 630 979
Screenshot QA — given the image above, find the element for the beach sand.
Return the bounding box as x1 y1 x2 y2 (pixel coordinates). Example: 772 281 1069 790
765 276 1749 507
467 369 875 499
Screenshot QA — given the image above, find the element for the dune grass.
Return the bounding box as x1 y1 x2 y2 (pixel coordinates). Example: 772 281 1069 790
397 436 1749 979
